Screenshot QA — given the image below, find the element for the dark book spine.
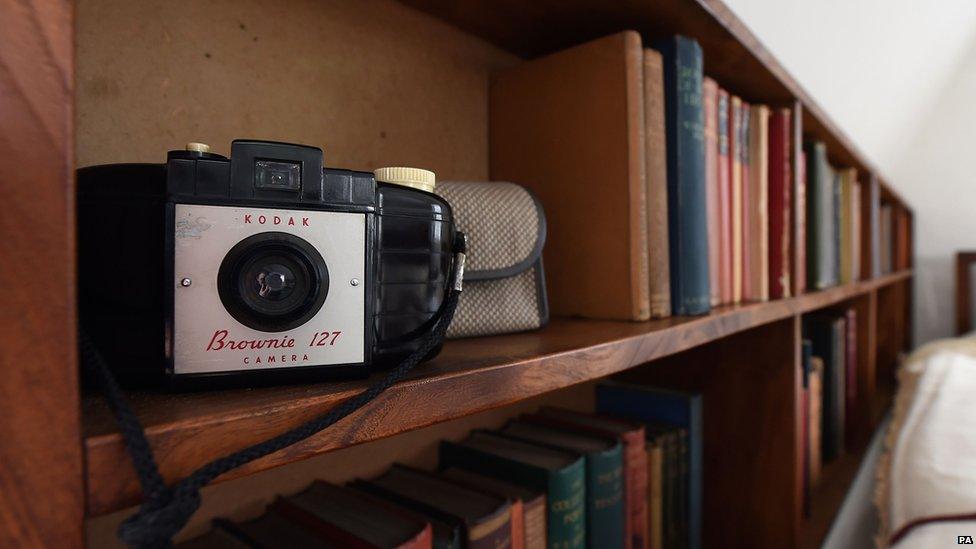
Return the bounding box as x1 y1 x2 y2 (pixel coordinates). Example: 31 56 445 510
768 109 792 299
832 320 846 457
660 35 710 315
586 445 627 549
844 309 858 451
438 442 585 549
833 172 842 285
801 339 813 517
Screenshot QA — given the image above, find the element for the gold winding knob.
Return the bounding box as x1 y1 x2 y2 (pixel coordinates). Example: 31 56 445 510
185 142 211 153
374 167 436 193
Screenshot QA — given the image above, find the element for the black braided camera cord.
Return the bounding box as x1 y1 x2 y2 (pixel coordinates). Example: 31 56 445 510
82 240 465 548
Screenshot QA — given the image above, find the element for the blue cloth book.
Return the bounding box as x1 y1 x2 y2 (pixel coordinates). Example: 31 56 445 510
658 35 710 315
596 381 703 549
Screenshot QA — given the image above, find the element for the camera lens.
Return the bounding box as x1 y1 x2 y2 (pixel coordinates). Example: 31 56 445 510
218 232 329 332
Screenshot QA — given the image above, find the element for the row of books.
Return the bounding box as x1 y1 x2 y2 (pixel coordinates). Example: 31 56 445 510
180 383 703 549
490 30 907 321
800 310 859 513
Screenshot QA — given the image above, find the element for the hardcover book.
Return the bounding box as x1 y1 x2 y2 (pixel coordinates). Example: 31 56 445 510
498 421 625 549
531 408 648 549
272 481 433 549
768 108 792 299
746 104 770 301
659 35 710 315
440 468 547 549
809 356 824 486
644 48 672 318
844 308 858 449
870 175 881 278
596 382 703 549
703 77 721 307
805 142 839 289
730 96 743 304
739 103 752 300
646 439 665 549
792 105 806 295
439 431 586 548
354 465 512 549
490 31 650 320
717 89 733 305
852 180 861 281
838 168 857 284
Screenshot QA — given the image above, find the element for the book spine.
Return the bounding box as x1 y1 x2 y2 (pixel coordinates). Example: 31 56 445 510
870 176 881 277
809 358 824 486
845 309 858 450
629 39 652 321
730 97 743 304
767 109 792 299
839 170 852 284
806 142 837 289
468 511 513 549
703 78 720 307
586 445 627 549
791 104 805 295
748 105 770 301
717 89 732 306
833 172 842 285
832 320 846 458
523 497 547 549
852 182 861 281
646 442 664 549
739 103 752 300
623 431 649 549
661 35 710 315
644 49 671 318
801 340 812 517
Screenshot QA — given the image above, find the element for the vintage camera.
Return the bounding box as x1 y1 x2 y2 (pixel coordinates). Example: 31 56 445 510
78 140 457 387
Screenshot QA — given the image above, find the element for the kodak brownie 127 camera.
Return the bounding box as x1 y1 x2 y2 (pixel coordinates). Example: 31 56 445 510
78 140 458 387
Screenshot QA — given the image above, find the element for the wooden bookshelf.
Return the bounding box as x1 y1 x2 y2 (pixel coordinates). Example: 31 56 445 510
2 0 915 547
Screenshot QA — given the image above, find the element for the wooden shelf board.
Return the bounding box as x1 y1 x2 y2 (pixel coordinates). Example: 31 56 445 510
83 270 911 516
399 0 909 211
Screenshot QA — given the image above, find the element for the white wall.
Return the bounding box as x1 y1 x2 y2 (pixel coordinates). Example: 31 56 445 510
724 0 976 344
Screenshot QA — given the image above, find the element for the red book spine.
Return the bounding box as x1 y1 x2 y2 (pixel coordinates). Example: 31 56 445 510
767 109 792 299
845 309 858 450
717 89 732 305
703 78 720 307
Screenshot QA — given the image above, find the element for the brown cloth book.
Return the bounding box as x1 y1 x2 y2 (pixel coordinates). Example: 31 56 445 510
440 467 547 549
646 439 665 549
644 48 671 318
703 77 721 307
809 356 824 487
271 481 433 549
490 31 650 320
355 465 511 549
745 104 770 302
530 407 648 549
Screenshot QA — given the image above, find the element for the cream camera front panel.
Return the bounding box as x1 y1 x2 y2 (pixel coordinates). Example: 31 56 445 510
173 204 366 374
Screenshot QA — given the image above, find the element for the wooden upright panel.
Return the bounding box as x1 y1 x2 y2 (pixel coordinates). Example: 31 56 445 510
613 318 801 547
0 0 82 546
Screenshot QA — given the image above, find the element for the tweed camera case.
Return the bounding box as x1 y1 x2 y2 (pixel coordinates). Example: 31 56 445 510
436 182 548 338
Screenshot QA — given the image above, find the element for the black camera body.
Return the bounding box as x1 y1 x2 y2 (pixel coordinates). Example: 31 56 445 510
78 140 457 387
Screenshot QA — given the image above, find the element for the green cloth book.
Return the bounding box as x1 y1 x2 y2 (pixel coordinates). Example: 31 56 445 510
497 420 625 549
440 431 586 548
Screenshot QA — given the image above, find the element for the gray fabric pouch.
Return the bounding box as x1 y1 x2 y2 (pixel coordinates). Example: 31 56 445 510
436 182 549 338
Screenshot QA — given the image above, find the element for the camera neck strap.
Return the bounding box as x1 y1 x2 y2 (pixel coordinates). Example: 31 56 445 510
81 234 467 549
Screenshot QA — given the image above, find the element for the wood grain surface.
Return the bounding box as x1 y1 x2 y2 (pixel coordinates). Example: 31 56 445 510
0 0 82 546
84 271 910 516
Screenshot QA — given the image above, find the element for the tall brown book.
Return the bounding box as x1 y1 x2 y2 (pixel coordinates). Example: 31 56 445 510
490 31 650 320
703 77 720 307
647 439 664 549
746 105 770 301
730 96 744 304
644 48 671 318
809 357 824 487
